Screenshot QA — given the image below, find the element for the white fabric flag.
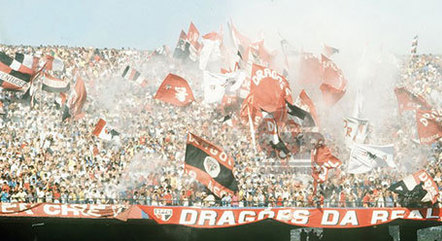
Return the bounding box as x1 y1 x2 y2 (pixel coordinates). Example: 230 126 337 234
347 144 395 174
199 38 221 70
343 117 368 147
203 71 227 104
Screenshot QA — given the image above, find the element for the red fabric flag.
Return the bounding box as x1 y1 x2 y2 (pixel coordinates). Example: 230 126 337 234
320 54 347 106
416 109 442 145
311 145 342 183
154 74 195 106
394 87 431 113
249 63 293 113
69 76 87 119
299 90 320 127
63 76 87 121
239 93 263 128
249 40 274 67
187 22 201 51
298 52 322 85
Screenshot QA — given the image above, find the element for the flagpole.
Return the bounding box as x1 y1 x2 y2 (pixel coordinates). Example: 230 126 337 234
247 106 257 154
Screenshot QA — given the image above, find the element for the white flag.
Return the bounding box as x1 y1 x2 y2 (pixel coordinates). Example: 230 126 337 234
199 38 221 70
203 71 227 104
343 117 368 147
347 144 395 174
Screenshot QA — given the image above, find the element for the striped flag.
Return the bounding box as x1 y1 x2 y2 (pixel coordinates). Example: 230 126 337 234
121 66 147 86
42 72 70 93
0 52 33 90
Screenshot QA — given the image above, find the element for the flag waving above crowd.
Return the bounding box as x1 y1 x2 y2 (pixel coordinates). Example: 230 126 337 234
0 17 440 214
0 51 33 90
42 72 70 93
416 109 442 145
320 54 347 106
389 170 439 204
122 65 147 86
92 118 120 141
154 73 195 106
185 133 238 198
394 87 431 113
62 76 87 121
347 144 395 174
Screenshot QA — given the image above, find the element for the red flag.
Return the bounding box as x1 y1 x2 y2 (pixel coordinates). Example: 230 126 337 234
394 87 431 113
187 22 200 49
249 40 274 67
63 76 87 121
249 63 293 112
154 74 195 106
298 52 322 85
227 21 251 63
320 54 347 106
416 109 442 145
187 22 201 60
299 90 320 127
311 145 342 183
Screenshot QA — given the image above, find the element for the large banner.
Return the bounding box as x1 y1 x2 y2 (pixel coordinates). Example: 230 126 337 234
0 204 440 229
139 206 441 229
0 203 130 219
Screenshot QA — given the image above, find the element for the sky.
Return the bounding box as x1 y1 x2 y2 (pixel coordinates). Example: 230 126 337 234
0 0 441 54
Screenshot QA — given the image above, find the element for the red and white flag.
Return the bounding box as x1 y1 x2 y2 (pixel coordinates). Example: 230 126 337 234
311 145 342 183
92 118 120 141
42 72 70 93
394 87 431 113
43 55 64 72
298 52 322 85
319 54 347 106
154 74 195 106
239 93 263 128
199 30 223 70
62 76 87 121
187 22 201 61
416 109 442 145
249 63 293 113
298 90 320 127
0 52 33 90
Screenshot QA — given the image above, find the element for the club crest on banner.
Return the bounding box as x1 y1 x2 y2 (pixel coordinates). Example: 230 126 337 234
175 87 188 102
154 208 173 222
203 156 221 178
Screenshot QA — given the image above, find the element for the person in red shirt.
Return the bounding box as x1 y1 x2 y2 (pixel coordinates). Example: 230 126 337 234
2 182 10 193
362 191 372 207
276 196 283 206
163 190 173 206
53 188 61 203
339 191 346 207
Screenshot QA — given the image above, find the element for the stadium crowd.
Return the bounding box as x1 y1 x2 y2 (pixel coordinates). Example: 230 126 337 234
0 44 440 208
